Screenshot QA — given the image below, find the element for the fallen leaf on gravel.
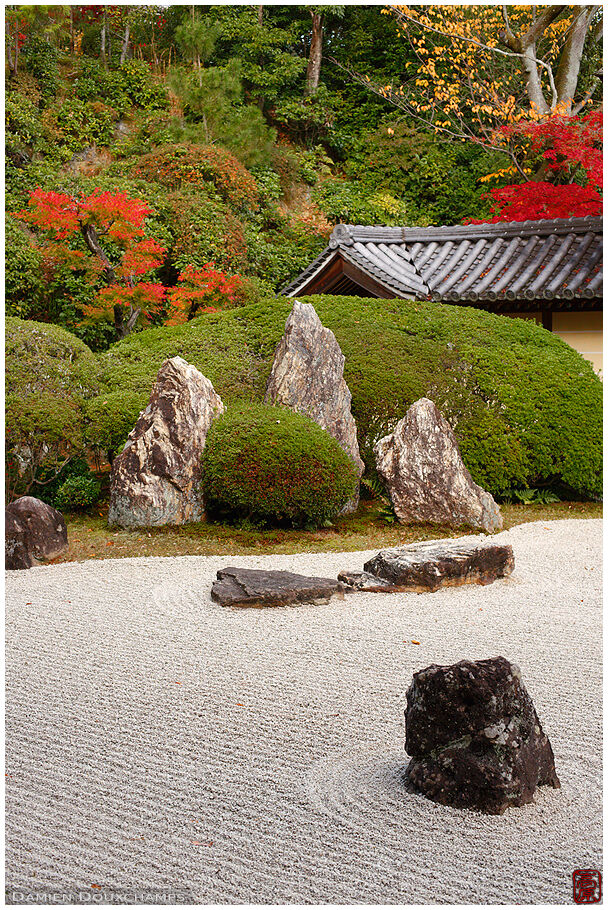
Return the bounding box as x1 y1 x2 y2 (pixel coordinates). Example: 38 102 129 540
25 603 32 606
411 640 420 645
174 681 182 685
106 542 113 547
191 841 213 846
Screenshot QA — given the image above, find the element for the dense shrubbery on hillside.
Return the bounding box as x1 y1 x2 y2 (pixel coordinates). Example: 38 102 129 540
201 404 359 528
94 296 602 499
4 5 512 345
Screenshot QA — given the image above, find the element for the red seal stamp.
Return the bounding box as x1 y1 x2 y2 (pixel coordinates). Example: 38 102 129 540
573 869 602 904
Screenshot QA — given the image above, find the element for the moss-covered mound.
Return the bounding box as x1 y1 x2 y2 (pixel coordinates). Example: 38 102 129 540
201 404 358 528
98 295 602 500
6 318 101 496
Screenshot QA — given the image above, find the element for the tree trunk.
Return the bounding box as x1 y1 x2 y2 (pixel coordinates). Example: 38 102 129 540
14 10 20 77
6 13 15 75
520 39 550 116
80 224 117 284
100 8 108 69
555 5 594 113
304 11 323 97
257 5 264 110
120 22 130 65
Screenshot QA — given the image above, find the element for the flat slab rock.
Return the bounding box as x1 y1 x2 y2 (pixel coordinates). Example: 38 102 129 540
211 567 345 608
339 538 514 594
405 657 560 814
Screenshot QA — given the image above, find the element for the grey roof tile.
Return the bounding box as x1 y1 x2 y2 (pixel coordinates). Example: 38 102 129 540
280 217 603 302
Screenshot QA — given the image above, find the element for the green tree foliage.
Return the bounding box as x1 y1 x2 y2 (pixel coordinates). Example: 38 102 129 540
96 296 602 500
5 216 44 318
201 403 358 528
168 60 276 169
212 5 305 107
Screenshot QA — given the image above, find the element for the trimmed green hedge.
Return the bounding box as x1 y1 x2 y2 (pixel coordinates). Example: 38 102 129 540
201 404 358 527
83 390 148 463
97 295 602 499
6 318 100 497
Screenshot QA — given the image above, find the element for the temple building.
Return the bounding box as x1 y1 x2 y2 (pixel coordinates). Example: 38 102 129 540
281 217 603 373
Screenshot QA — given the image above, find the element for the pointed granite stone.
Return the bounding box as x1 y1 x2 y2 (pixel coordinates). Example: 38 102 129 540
109 357 224 528
264 300 364 512
374 398 502 533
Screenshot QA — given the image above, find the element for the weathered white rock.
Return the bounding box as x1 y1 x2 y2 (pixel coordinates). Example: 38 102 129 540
264 300 364 512
108 357 224 528
352 538 514 593
374 398 502 533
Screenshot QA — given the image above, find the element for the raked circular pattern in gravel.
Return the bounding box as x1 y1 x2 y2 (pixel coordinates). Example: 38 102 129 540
5 519 602 905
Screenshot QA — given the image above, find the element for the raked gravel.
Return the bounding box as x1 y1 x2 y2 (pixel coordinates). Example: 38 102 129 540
5 519 602 905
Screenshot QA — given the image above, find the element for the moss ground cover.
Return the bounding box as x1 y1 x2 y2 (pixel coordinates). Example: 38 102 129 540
50 500 602 564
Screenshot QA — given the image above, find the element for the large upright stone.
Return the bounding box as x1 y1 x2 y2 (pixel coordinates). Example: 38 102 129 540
405 657 560 814
374 398 502 533
264 300 364 512
5 497 68 569
108 357 224 528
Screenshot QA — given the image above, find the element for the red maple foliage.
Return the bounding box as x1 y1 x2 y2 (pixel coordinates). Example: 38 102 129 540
166 264 244 325
473 111 602 222
18 187 167 336
18 187 248 335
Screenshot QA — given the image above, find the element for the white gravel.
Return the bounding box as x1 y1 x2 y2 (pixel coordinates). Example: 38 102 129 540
5 519 602 904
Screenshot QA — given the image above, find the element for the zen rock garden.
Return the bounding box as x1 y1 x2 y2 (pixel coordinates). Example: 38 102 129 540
105 298 502 532
6 298 564 818
211 538 515 607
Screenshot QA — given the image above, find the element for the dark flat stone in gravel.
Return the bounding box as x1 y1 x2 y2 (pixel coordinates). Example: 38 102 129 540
360 538 514 593
211 566 345 608
338 570 397 593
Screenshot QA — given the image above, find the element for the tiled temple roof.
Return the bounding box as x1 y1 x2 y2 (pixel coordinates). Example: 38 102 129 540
281 217 603 303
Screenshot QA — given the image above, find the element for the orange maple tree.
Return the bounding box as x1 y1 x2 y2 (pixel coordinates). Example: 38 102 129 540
18 187 245 335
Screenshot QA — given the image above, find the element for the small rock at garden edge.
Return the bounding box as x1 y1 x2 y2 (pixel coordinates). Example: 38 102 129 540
264 299 364 512
5 496 68 570
211 567 345 608
374 397 503 533
405 656 560 815
340 538 514 594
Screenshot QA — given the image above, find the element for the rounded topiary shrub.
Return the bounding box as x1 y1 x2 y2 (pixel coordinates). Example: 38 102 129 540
54 475 102 512
6 318 100 499
201 404 358 528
